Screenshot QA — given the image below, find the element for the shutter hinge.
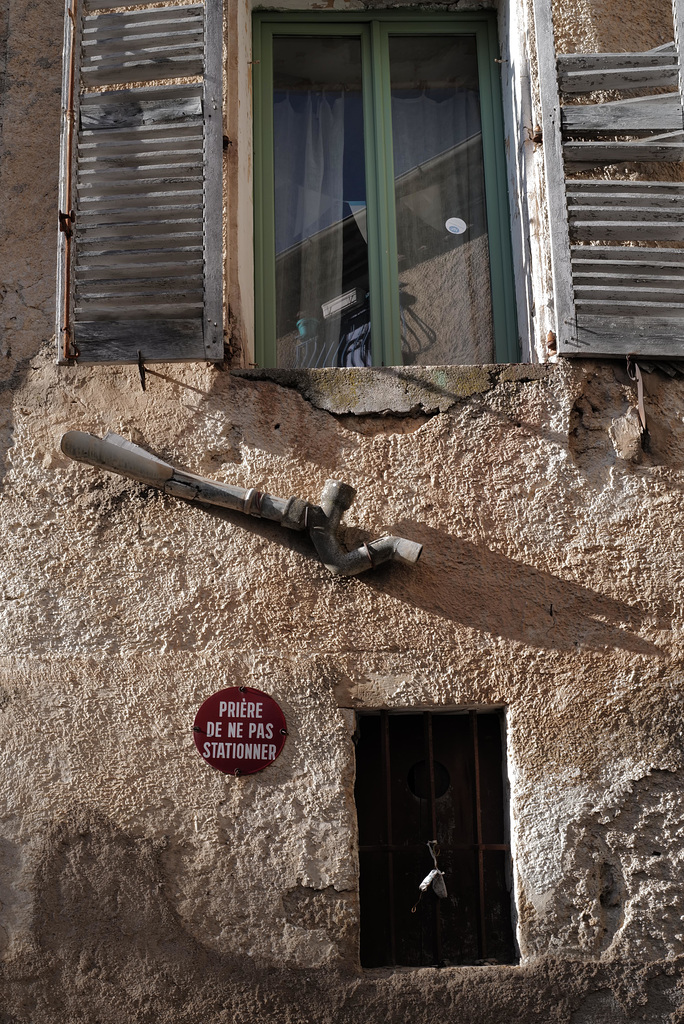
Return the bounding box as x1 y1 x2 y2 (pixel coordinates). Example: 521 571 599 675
62 325 79 362
59 209 76 238
627 355 648 433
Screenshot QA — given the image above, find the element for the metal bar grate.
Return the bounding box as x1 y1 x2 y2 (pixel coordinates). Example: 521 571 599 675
356 709 515 968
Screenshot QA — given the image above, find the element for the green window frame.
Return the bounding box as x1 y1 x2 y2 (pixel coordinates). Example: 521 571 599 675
253 12 518 368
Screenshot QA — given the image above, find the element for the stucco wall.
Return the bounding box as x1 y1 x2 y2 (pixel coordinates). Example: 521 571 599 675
2 0 684 1021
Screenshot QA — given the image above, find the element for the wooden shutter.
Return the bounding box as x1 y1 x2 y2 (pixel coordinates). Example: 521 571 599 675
533 0 684 357
56 0 223 364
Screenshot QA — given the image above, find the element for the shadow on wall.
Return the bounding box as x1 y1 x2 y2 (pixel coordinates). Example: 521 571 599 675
0 384 15 486
10 804 684 1022
360 520 663 656
0 0 65 486
194 502 661 655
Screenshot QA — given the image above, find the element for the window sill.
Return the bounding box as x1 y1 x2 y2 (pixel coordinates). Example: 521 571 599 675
232 364 553 417
359 962 520 976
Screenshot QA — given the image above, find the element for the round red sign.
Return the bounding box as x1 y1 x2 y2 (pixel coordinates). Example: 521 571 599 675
193 686 287 776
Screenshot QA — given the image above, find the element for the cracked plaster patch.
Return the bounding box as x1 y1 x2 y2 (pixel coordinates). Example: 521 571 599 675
233 365 554 417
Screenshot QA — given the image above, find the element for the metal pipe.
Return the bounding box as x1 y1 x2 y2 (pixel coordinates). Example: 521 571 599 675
60 431 423 577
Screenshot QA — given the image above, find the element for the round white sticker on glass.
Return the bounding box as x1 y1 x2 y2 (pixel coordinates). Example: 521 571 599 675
445 217 467 235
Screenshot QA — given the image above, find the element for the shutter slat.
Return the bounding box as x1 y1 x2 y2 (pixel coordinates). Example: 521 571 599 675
78 234 203 254
80 146 203 162
79 192 203 211
567 183 684 204
574 271 684 285
564 141 684 163
76 261 203 281
562 93 681 134
77 286 203 301
571 316 684 356
73 320 205 363
78 181 202 198
79 218 203 239
76 274 202 293
79 124 203 144
81 36 201 59
78 178 203 198
79 160 203 177
558 50 678 71
76 307 205 322
76 296 203 313
82 55 204 87
79 149 203 167
571 245 684 264
559 64 679 93
77 247 202 267
575 285 684 299
571 225 684 240
83 26 203 54
78 204 203 224
568 180 684 191
568 202 684 217
576 300 684 316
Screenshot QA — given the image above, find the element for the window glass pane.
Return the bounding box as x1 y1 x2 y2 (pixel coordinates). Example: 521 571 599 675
273 36 371 368
389 35 495 365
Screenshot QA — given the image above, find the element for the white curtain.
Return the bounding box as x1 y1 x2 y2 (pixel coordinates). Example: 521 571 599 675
274 90 346 252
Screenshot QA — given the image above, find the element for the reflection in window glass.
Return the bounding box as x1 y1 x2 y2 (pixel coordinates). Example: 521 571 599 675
273 37 371 368
389 36 495 365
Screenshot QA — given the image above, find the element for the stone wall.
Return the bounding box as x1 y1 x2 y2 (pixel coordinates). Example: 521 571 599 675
1 0 684 1021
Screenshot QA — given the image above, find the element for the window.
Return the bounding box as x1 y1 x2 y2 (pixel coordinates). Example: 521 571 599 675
253 14 518 369
354 709 516 968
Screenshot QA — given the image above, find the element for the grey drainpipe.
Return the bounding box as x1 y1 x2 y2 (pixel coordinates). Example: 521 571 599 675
60 431 422 577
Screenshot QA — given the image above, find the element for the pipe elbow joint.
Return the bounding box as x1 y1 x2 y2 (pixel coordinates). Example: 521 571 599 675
367 535 423 567
307 504 423 577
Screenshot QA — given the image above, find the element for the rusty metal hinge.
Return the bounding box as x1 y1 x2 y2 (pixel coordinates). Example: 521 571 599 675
627 355 647 433
59 209 76 238
62 325 79 362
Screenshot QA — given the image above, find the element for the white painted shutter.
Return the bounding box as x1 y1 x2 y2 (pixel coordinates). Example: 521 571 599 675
56 0 223 364
532 0 684 357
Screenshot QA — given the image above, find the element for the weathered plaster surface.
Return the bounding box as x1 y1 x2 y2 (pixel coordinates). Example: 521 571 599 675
2 355 684 1020
2 0 684 1021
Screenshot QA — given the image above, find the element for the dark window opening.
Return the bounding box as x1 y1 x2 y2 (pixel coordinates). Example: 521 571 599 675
354 709 517 968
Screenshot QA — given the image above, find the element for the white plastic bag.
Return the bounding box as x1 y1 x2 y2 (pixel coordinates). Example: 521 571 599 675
419 867 447 898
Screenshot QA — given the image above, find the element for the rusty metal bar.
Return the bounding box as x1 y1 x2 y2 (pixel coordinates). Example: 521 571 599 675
381 711 396 965
470 710 487 959
425 713 438 842
424 712 441 964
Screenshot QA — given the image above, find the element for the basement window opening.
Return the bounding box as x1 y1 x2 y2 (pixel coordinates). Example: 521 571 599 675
354 708 517 968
